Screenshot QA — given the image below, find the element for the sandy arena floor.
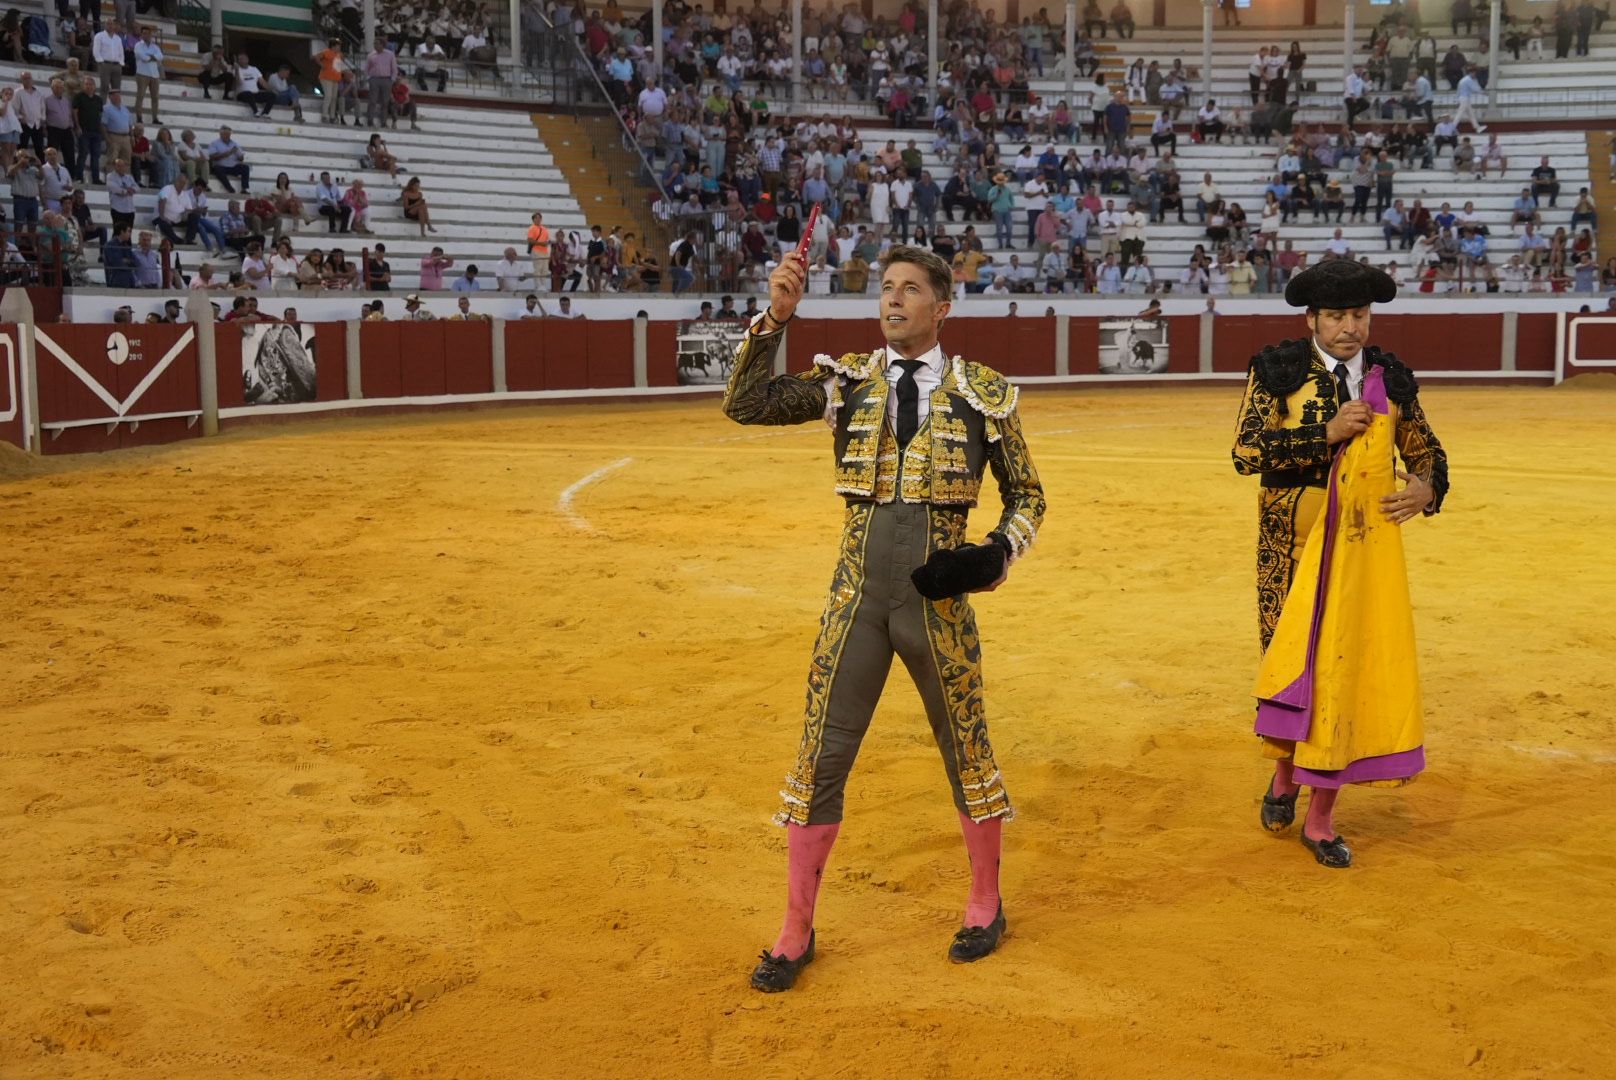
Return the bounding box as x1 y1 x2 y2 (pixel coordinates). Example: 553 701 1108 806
2 381 1614 1079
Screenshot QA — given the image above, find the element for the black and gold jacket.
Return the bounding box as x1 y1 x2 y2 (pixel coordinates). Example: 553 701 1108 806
1230 337 1450 511
722 321 1047 558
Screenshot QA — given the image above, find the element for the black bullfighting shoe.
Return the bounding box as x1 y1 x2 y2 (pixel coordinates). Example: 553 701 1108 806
948 905 1007 964
1261 776 1299 833
1300 833 1354 869
749 930 815 992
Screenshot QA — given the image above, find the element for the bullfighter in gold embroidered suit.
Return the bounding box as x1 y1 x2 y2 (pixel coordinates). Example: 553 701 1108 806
724 245 1045 992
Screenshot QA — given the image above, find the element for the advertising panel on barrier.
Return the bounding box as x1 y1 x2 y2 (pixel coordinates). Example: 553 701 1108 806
242 323 318 405
1097 318 1169 375
676 320 749 386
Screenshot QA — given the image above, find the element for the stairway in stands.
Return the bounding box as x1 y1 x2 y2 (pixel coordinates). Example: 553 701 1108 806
1585 129 1616 266
530 111 670 289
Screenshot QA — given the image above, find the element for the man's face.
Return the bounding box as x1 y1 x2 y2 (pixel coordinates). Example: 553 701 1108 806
1307 306 1372 361
458 298 471 313
879 261 948 352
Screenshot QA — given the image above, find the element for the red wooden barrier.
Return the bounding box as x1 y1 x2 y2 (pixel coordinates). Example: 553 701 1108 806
33 323 200 455
646 321 679 387
0 325 24 451
586 320 635 389
1516 313 1558 372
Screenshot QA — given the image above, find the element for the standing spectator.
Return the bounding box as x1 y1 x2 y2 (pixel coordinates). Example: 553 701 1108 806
93 17 124 94
14 71 45 159
0 87 20 173
1118 199 1147 271
364 38 398 129
102 88 133 182
73 83 108 194
1373 150 1397 217
670 231 699 293
317 39 344 123
103 223 135 287
913 169 941 238
44 78 75 180
267 64 305 122
133 25 163 124
106 156 136 232
526 210 550 281
415 35 448 94
8 149 41 227
1103 92 1130 154
890 167 914 244
1455 66 1487 133
1344 64 1369 124
207 125 250 192
40 146 73 212
988 170 1016 249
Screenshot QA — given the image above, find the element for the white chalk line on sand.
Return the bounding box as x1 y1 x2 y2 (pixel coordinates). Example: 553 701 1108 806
557 457 633 533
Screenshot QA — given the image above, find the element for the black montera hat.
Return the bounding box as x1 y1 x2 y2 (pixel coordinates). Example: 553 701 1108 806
1284 259 1398 309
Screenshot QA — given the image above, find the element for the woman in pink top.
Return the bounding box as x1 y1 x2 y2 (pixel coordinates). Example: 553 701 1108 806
341 178 371 233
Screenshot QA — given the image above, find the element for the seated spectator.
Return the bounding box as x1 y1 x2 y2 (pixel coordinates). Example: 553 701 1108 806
243 191 282 244
401 176 437 237
189 178 228 254
342 178 371 234
206 125 250 192
452 264 484 291
324 247 358 289
219 199 259 254
266 63 305 123
1530 156 1560 207
177 128 205 185
196 47 232 100
233 52 275 118
1510 188 1540 229
296 248 325 289
415 35 448 94
363 133 399 180
268 237 299 289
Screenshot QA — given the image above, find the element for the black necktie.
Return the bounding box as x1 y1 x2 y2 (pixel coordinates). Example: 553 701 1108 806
1333 362 1353 406
894 358 923 451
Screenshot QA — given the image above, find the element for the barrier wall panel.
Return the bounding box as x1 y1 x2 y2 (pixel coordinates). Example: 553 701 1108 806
399 323 449 398
0 326 22 450
359 322 404 398
214 322 246 410
38 327 128 426
312 323 349 399
543 319 590 390
34 324 200 454
1209 315 1279 374
1068 316 1101 374
783 318 828 370
821 319 875 363
1515 313 1558 372
504 320 546 391
646 322 679 386
118 417 197 450
1002 319 1058 377
443 322 496 395
585 321 635 389
1164 316 1203 373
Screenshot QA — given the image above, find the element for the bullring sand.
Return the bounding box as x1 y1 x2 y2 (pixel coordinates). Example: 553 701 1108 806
2 384 1613 1079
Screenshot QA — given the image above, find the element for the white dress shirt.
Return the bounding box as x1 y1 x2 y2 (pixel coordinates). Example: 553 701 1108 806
814 342 945 428
1317 339 1364 400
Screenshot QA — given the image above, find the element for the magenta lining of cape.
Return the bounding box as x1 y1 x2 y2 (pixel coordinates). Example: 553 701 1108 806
1253 365 1425 786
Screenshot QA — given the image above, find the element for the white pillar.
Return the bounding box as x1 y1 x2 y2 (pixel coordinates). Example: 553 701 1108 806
509 0 521 66
187 293 219 436
492 319 509 391
928 0 939 110
345 320 363 399
632 314 648 388
791 0 803 111
0 287 37 453
210 0 223 49
653 2 664 81
363 0 377 49
1343 2 1355 85
1201 0 1214 103
1064 0 1076 103
1488 0 1501 91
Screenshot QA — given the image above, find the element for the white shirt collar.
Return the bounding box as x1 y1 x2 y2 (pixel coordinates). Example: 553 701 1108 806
1314 338 1364 394
882 341 945 374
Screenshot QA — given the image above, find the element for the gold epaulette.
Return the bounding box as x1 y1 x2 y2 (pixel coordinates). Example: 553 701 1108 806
812 349 885 381
951 357 1018 420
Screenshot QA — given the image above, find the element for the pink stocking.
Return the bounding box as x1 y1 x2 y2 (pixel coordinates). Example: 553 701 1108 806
957 811 1003 928
1272 759 1300 797
770 822 839 960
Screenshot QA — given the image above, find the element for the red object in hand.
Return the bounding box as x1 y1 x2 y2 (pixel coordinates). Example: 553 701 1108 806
796 202 821 262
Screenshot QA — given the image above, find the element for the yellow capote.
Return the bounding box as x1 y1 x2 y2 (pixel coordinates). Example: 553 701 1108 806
1253 398 1423 782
